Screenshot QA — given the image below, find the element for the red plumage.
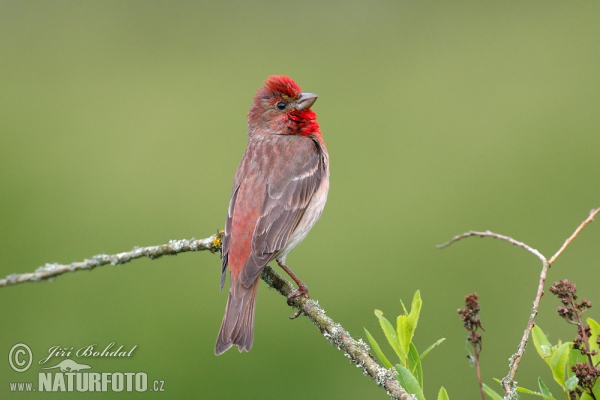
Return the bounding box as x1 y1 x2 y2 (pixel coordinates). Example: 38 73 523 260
259 75 301 100
215 76 329 355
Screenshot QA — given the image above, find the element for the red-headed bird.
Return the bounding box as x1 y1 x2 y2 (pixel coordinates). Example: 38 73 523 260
215 76 329 355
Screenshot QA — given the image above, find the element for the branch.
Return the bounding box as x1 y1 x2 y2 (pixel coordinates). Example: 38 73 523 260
439 230 548 398
437 230 546 264
0 234 223 287
438 208 599 399
501 262 550 399
0 232 413 400
549 207 600 264
263 266 415 400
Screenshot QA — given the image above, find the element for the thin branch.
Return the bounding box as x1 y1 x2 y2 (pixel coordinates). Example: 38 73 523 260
549 208 600 264
501 257 550 399
503 209 600 399
0 232 413 400
439 208 600 400
437 230 546 264
439 229 549 399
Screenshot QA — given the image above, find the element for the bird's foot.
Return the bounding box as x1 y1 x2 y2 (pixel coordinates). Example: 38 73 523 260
286 284 309 319
277 260 309 319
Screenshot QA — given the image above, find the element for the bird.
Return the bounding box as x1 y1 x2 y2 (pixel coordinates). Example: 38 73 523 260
215 75 329 355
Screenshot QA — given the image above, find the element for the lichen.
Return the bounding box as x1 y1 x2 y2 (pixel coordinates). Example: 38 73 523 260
169 239 185 252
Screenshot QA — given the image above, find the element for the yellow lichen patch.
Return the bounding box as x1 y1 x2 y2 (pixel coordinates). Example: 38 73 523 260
212 233 223 248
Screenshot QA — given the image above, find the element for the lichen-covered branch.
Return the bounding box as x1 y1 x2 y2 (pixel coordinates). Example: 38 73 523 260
0 234 223 287
0 231 412 399
262 266 415 400
501 259 550 399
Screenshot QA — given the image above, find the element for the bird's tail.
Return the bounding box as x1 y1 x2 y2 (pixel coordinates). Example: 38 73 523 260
215 276 260 355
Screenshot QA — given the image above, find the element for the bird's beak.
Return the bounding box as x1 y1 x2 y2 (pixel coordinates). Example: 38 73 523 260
296 92 318 111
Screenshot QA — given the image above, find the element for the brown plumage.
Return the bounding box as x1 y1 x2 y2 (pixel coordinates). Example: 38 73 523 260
215 76 329 355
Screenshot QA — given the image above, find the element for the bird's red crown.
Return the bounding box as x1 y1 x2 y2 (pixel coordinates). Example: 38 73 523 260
254 75 302 104
264 75 301 99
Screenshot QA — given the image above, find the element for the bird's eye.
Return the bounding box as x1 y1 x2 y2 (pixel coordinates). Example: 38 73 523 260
276 102 286 110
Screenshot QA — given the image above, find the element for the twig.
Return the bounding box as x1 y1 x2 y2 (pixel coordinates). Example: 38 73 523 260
505 208 600 398
439 208 600 399
437 230 546 264
0 234 223 287
501 258 550 399
439 230 549 399
0 232 413 400
549 208 600 264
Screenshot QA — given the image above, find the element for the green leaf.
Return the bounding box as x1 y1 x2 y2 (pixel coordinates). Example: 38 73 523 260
400 298 409 316
482 383 503 400
549 342 570 390
419 338 446 362
408 342 423 389
515 386 556 399
538 377 552 396
437 386 449 400
395 364 425 400
364 328 393 369
397 291 422 362
397 314 410 362
407 290 423 333
375 309 405 362
532 325 553 366
588 318 600 365
564 376 578 391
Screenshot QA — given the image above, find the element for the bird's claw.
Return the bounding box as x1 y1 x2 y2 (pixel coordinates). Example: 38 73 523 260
286 286 309 319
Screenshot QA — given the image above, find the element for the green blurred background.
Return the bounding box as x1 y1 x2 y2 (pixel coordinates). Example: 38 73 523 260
1 1 599 398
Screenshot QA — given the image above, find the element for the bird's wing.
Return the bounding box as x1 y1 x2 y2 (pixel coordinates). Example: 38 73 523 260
237 136 326 287
220 185 238 290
